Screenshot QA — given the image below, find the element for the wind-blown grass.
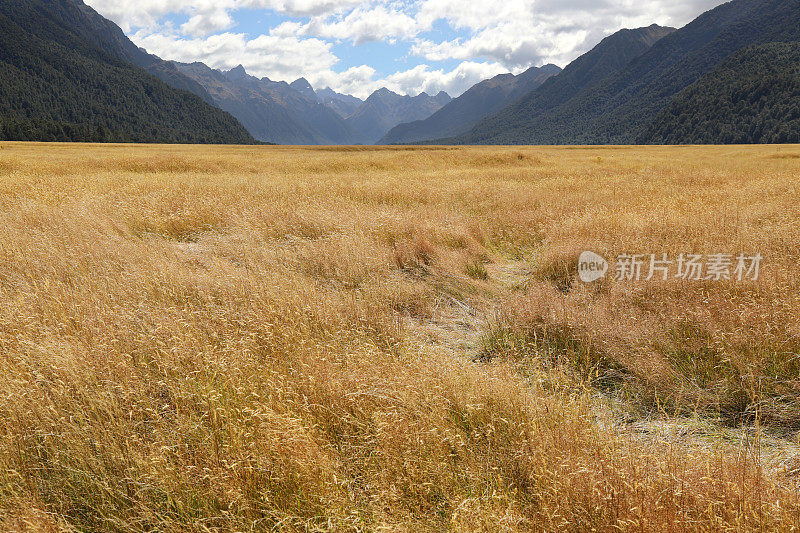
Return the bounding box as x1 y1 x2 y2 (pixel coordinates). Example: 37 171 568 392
1 142 800 530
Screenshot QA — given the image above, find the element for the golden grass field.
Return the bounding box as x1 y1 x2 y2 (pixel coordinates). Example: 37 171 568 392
1 142 800 531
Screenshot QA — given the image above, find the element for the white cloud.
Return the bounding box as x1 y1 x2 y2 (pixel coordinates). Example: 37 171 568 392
301 5 419 45
306 61 512 98
84 0 186 32
181 8 236 37
306 61 508 98
131 30 338 81
240 0 363 17
380 61 512 96
84 0 359 32
416 0 528 31
412 0 727 67
309 65 378 98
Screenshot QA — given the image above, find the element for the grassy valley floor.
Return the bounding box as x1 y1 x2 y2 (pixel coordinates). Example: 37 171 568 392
1 142 800 530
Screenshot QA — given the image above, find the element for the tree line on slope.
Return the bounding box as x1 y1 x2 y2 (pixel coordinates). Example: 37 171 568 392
639 42 800 144
0 0 255 144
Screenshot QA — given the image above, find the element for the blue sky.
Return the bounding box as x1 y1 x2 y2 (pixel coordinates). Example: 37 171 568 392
85 0 726 98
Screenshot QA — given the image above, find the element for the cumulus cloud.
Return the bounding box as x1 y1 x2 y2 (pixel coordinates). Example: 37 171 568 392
241 0 363 17
381 61 512 96
301 5 418 45
84 0 358 31
412 0 727 67
84 0 187 31
307 61 511 99
131 30 338 81
310 65 378 98
181 8 235 37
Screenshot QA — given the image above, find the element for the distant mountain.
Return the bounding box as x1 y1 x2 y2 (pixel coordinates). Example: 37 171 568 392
449 24 676 144
289 78 319 102
380 64 561 144
347 89 452 143
639 42 800 144
0 0 254 143
452 0 800 144
316 88 364 119
176 64 367 144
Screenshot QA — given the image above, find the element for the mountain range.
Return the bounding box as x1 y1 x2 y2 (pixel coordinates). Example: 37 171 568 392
1 0 799 145
348 89 452 143
379 64 562 145
0 0 453 145
316 88 364 119
174 62 455 144
0 0 254 144
446 0 800 145
442 24 676 144
174 62 367 145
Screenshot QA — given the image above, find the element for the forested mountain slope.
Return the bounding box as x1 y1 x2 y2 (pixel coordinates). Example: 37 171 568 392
639 42 800 144
451 0 800 144
0 0 254 143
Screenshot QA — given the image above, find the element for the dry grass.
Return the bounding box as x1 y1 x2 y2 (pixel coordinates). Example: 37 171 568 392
1 142 800 530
